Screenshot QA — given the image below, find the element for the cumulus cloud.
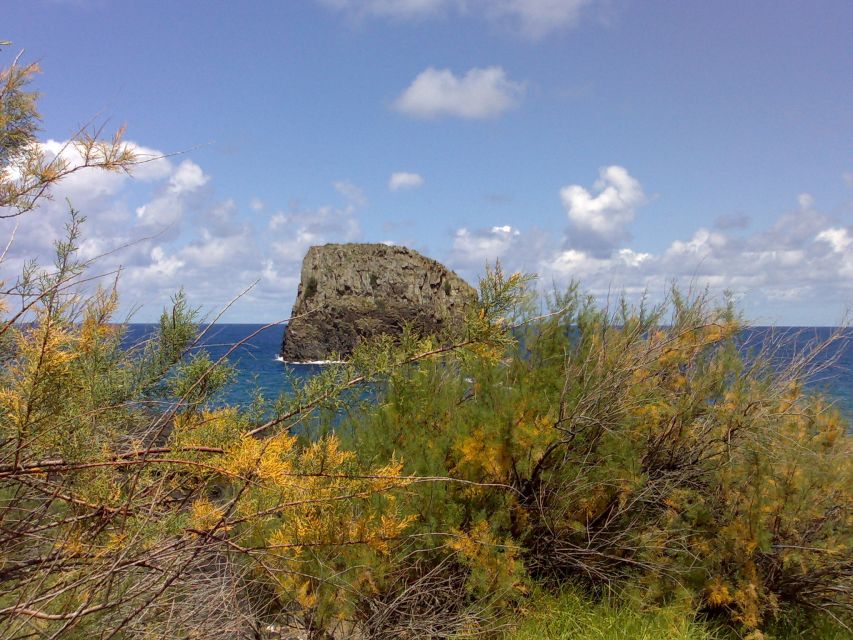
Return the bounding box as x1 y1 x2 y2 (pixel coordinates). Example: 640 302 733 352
121 246 186 296
135 159 210 229
560 165 646 256
389 171 425 191
664 228 727 261
2 139 177 274
319 0 593 38
6 138 851 325
393 66 525 119
38 139 130 206
3 139 289 321
178 229 254 270
816 227 852 254
542 195 852 317
451 224 520 267
560 165 646 251
168 160 209 194
269 203 361 263
448 191 851 324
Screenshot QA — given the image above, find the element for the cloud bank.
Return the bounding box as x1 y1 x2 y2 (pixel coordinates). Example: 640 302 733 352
4 148 850 325
449 169 853 324
0 140 368 322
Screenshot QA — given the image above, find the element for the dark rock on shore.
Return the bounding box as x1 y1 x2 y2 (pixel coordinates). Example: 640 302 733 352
280 243 476 362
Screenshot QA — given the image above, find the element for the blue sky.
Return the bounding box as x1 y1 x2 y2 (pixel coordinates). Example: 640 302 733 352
3 0 852 324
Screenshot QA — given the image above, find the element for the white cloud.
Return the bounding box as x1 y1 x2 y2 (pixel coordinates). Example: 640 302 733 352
202 199 241 237
664 228 727 260
546 248 611 277
393 66 525 119
389 171 425 191
138 246 185 279
135 160 210 229
39 139 127 204
268 213 287 231
126 144 174 182
333 180 368 209
482 0 591 39
470 192 853 323
261 259 300 292
451 224 520 267
319 0 593 38
2 138 377 322
616 248 652 268
560 166 646 246
7 136 852 326
250 197 265 212
168 160 209 195
178 229 253 269
269 203 361 263
816 227 852 253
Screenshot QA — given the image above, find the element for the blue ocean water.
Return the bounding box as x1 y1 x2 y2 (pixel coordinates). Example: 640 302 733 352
123 324 853 420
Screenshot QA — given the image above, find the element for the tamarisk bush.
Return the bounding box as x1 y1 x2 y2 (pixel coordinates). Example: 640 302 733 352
0 50 522 638
349 287 852 634
1 46 850 639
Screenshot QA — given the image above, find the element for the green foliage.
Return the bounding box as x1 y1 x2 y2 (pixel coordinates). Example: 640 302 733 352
347 285 852 635
0 51 40 167
506 589 718 640
1 47 849 639
304 275 318 298
505 589 851 640
157 290 197 363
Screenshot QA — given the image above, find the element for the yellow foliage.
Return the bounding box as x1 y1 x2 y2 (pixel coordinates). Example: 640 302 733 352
189 498 226 532
706 577 733 606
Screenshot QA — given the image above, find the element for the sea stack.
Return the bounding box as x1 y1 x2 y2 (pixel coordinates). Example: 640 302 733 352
280 243 477 362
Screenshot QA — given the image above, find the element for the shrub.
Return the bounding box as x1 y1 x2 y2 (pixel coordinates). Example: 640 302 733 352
304 275 318 298
1 47 849 639
347 287 852 634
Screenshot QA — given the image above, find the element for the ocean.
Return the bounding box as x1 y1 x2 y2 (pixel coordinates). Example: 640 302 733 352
123 324 853 420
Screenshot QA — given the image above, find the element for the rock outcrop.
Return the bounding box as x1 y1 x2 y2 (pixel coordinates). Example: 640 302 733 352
280 243 476 362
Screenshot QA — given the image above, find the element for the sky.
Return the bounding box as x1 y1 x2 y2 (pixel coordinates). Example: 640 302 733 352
2 0 852 324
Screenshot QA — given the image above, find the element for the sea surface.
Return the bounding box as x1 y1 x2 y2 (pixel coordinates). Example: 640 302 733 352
123 324 853 420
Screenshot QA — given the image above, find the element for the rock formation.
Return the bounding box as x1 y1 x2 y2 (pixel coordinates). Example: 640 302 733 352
280 243 476 362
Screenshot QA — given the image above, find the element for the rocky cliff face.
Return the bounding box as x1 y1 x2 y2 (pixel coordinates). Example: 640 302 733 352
280 243 476 362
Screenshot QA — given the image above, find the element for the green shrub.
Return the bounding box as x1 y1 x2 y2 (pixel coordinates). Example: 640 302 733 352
304 275 318 298
347 286 852 634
